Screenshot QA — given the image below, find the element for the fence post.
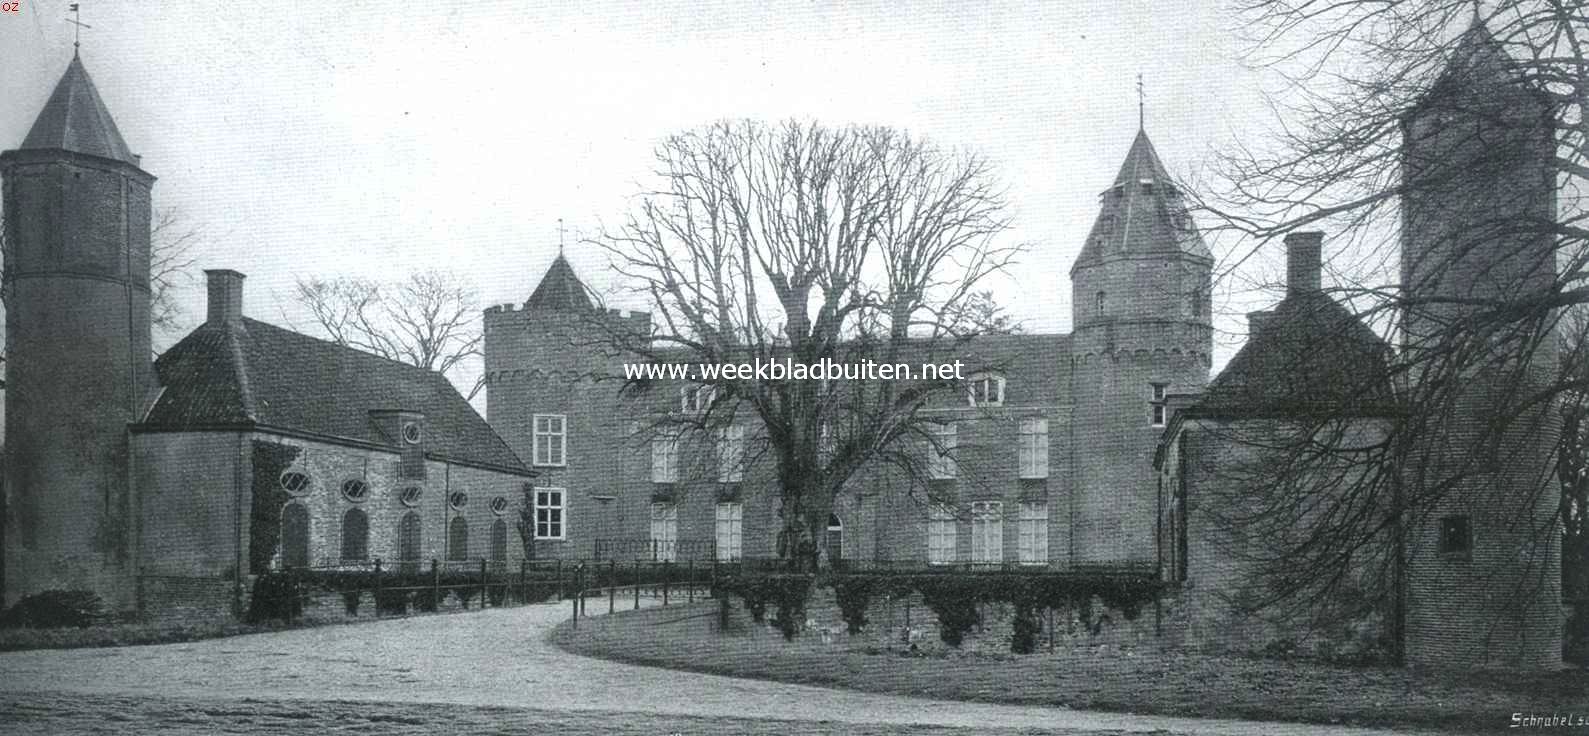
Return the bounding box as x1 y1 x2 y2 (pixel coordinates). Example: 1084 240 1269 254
687 560 694 604
662 561 670 607
577 563 586 618
373 558 383 617
431 559 440 609
634 560 641 610
609 559 617 614
480 558 488 607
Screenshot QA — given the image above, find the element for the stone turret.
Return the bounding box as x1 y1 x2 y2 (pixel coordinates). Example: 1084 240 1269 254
1068 128 1213 566
1399 21 1562 669
2 55 154 607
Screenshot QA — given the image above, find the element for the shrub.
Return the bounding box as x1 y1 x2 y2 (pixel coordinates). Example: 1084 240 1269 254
832 577 875 635
0 590 105 629
487 585 508 607
414 588 440 612
918 578 981 648
452 587 477 610
767 575 814 641
374 588 410 615
245 574 303 624
341 590 363 616
1011 602 1041 654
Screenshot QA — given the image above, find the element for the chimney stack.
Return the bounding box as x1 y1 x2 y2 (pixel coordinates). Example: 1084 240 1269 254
1247 310 1275 335
1285 231 1323 295
205 269 246 327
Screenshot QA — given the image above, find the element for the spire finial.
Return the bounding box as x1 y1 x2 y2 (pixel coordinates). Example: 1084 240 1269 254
66 4 90 56
557 218 565 256
1136 72 1145 131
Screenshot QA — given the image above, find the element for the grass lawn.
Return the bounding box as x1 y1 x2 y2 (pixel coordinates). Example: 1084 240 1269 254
550 600 1587 734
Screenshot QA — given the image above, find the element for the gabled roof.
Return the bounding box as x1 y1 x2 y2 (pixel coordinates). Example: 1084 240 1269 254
1192 292 1395 418
19 56 139 166
526 254 594 311
142 317 530 474
1073 129 1211 272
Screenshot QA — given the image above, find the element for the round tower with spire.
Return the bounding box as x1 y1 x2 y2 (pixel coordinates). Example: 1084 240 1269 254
1068 128 1212 567
2 55 155 607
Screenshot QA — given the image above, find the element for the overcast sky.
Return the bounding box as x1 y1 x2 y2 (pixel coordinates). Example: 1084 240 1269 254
2 0 1267 362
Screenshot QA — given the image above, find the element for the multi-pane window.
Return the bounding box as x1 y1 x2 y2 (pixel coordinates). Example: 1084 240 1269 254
1018 418 1049 479
650 502 678 562
535 487 565 539
968 374 1005 407
1017 501 1048 565
1150 383 1168 427
652 434 679 483
715 502 743 561
971 501 1003 564
928 423 957 480
717 425 745 483
680 385 713 414
533 414 567 466
927 504 957 564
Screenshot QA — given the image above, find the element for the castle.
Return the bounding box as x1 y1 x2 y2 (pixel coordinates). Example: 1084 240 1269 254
2 27 1566 669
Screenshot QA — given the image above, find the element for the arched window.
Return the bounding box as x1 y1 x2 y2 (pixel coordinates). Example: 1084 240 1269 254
448 516 469 561
491 519 508 562
824 514 843 563
341 507 369 561
281 503 310 568
398 511 422 571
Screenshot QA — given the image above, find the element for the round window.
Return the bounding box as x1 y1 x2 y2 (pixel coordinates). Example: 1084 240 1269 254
399 486 423 507
448 491 468 510
341 478 370 503
489 496 509 515
402 422 422 445
279 471 311 495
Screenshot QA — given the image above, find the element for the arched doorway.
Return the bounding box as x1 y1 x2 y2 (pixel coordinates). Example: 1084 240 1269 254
398 511 421 573
448 516 469 561
281 503 310 568
824 513 843 565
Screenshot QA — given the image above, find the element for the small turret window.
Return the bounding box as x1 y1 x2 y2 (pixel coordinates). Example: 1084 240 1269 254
1095 291 1106 315
1439 515 1472 557
1151 383 1169 427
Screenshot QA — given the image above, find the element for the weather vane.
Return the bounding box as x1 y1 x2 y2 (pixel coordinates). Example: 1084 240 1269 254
66 3 90 56
1137 73 1145 130
557 218 566 255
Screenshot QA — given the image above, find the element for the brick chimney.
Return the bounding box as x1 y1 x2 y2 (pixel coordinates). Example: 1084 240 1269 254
1285 231 1323 295
1247 310 1275 335
205 269 246 327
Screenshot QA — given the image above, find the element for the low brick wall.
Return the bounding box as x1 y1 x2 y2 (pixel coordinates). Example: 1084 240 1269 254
138 575 237 624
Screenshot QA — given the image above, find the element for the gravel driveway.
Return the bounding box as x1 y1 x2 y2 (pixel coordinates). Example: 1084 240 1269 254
0 602 1420 735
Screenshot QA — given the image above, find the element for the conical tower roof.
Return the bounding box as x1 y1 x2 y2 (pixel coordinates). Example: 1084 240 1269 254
18 56 139 166
525 254 594 311
1072 129 1210 272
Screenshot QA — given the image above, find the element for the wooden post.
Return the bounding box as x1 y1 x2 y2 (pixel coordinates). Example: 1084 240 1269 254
687 560 694 604
609 560 617 614
480 558 488 607
662 561 670 607
431 558 440 609
372 558 383 617
634 561 641 610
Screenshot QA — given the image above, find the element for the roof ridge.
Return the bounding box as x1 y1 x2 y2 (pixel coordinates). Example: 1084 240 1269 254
240 317 453 378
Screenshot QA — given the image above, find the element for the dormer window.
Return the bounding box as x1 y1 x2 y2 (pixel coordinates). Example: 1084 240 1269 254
681 385 714 414
967 374 1006 407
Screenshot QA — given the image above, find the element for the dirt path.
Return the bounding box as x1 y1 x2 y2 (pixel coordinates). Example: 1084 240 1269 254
0 602 1419 735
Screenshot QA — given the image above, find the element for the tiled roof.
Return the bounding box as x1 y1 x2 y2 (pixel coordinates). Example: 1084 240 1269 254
1193 292 1395 417
1073 130 1211 271
143 317 530 473
20 56 139 166
526 255 594 311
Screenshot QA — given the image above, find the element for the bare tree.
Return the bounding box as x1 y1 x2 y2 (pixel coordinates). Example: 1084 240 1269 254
292 270 484 400
593 119 1020 570
1183 0 1589 660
